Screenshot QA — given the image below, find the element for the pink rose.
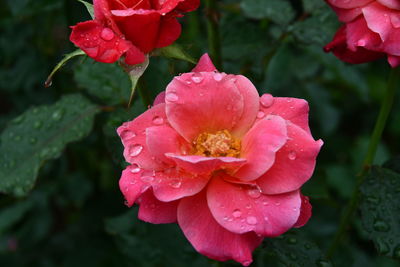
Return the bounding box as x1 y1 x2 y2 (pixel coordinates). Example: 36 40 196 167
70 0 199 65
324 0 400 67
117 54 323 265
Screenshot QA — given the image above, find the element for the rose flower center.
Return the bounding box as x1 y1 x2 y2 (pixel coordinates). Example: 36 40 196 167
192 130 241 158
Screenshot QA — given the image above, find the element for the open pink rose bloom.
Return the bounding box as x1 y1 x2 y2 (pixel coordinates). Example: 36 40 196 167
117 54 323 265
324 0 400 67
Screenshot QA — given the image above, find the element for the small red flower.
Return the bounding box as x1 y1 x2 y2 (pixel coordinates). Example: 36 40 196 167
70 0 199 65
117 54 323 265
324 0 400 67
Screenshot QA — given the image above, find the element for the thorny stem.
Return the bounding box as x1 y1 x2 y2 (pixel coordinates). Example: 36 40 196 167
326 67 400 258
205 0 222 70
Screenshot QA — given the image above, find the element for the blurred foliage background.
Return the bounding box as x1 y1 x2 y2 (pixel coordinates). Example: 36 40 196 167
1 0 400 266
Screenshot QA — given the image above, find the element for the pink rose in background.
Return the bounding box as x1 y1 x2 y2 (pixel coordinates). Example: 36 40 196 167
117 54 323 265
324 0 400 67
70 0 199 65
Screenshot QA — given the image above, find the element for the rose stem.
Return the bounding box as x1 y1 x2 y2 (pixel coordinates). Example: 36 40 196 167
205 0 222 70
326 67 400 258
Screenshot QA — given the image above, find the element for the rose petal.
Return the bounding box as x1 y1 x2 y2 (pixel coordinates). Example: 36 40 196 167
346 16 383 51
363 2 396 42
70 20 133 63
153 91 166 105
388 55 400 67
293 195 312 228
117 104 168 170
176 0 200 12
192 53 217 72
137 189 178 224
257 122 323 194
258 95 311 134
146 125 189 165
328 4 363 22
327 0 373 9
125 45 146 65
165 72 244 141
165 154 246 174
119 165 150 207
156 16 182 48
377 0 400 10
178 190 263 266
207 176 302 237
147 167 210 202
233 115 287 182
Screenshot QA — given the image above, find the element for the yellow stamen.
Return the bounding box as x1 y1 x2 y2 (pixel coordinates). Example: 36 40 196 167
192 130 241 158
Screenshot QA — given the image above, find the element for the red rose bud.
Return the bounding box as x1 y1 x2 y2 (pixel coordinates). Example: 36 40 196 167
70 0 200 65
324 0 400 67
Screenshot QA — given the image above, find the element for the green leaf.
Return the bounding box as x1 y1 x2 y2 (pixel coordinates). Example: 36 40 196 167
240 0 295 25
74 58 131 105
359 166 400 259
122 56 150 107
45 49 85 87
261 231 332 266
76 0 94 19
0 201 32 235
0 94 100 196
153 44 196 64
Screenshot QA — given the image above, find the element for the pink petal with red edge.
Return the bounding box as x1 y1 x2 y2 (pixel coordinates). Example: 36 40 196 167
176 0 200 12
234 115 287 182
382 27 400 56
324 25 385 64
165 72 244 141
146 125 189 165
156 16 182 48
346 17 383 51
327 0 373 9
178 190 263 266
230 75 260 137
207 176 302 237
363 2 395 42
119 165 150 207
388 55 400 67
192 53 217 72
259 95 311 134
112 11 161 53
153 91 166 105
117 104 168 170
165 154 246 174
377 0 400 10
294 195 312 228
146 167 210 202
70 20 133 63
257 122 323 194
137 189 178 224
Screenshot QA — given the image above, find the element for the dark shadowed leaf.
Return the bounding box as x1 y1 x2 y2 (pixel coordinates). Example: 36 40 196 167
0 94 99 196
240 0 295 25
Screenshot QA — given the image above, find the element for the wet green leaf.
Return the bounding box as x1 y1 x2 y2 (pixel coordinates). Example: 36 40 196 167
240 0 295 25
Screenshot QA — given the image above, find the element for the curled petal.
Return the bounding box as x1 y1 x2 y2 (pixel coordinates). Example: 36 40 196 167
362 2 396 42
153 91 166 105
137 189 178 224
257 122 323 195
119 165 150 207
234 115 287 182
388 55 400 67
377 0 400 10
192 53 217 72
326 0 373 9
178 190 263 266
346 16 383 51
293 195 312 228
156 16 182 48
176 0 201 12
166 154 246 174
207 176 302 237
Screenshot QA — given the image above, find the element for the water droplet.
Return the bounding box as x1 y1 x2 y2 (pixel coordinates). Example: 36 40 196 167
391 14 400 28
130 164 141 174
288 150 297 160
242 260 251 266
275 201 281 206
165 92 178 102
152 116 164 125
232 209 242 218
140 170 155 182
263 216 269 221
129 144 143 157
246 216 258 225
33 121 42 129
316 260 331 267
170 179 182 188
260 94 274 108
247 188 261 198
262 200 269 206
373 219 390 232
100 28 115 41
223 216 229 221
257 111 265 119
120 130 136 140
191 73 204 83
245 204 252 209
213 73 224 81
287 237 297 244
52 109 64 121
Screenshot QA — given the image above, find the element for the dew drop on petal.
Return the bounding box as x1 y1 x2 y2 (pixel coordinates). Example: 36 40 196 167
166 92 178 102
100 28 115 41
288 150 297 160
140 170 155 182
191 73 204 83
152 116 164 125
170 179 182 188
260 94 274 108
246 216 258 225
129 144 143 157
120 130 136 140
245 204 252 209
247 188 261 199
213 73 224 81
257 111 265 119
130 164 141 174
232 209 242 218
